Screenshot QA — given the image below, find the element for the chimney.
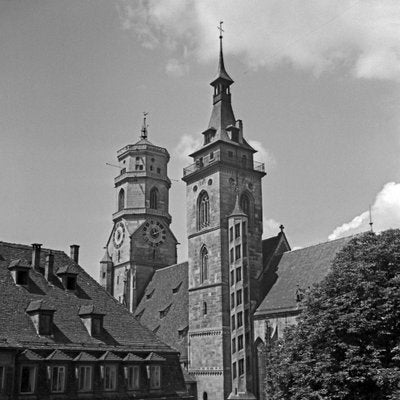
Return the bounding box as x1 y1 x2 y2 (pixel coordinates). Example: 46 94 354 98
70 245 80 264
45 252 54 281
31 243 42 271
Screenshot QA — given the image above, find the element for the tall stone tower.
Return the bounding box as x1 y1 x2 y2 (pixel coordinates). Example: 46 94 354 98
100 116 178 312
182 29 266 400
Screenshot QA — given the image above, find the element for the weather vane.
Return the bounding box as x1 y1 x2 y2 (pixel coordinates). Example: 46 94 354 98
217 21 224 39
141 112 148 139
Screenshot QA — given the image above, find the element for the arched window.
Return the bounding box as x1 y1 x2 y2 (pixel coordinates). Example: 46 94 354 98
118 189 125 211
203 392 208 400
240 193 250 215
150 187 158 209
198 191 210 229
200 246 208 283
203 301 207 315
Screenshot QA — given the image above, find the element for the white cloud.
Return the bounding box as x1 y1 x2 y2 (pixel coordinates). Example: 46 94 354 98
328 182 400 240
165 58 189 78
117 0 400 81
248 140 276 169
175 134 202 160
263 217 280 238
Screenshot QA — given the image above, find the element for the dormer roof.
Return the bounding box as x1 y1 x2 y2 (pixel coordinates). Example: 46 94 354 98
57 265 78 276
99 351 122 362
46 349 73 361
8 259 31 270
78 304 105 317
123 353 144 362
146 352 166 362
26 299 55 314
74 351 98 362
18 349 43 361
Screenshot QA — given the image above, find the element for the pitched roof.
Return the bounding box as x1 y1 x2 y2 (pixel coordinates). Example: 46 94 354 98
46 349 73 361
74 351 98 362
0 241 176 354
123 353 144 362
18 349 43 361
255 236 353 317
146 352 166 362
134 262 189 361
26 299 56 313
98 351 122 362
78 304 105 316
8 259 31 270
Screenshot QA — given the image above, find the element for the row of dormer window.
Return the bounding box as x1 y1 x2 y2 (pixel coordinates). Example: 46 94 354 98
26 301 104 337
9 259 78 291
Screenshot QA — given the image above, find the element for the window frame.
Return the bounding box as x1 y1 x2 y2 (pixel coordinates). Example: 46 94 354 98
104 364 118 391
237 311 243 328
198 191 210 229
200 246 208 283
238 358 244 376
78 365 93 392
237 289 242 306
235 223 240 239
20 365 36 394
118 189 125 212
235 245 241 260
0 366 4 392
51 365 66 393
150 187 159 210
149 365 161 389
127 365 140 390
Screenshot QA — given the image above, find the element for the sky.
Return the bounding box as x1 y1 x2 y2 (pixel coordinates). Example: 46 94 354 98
1 0 400 279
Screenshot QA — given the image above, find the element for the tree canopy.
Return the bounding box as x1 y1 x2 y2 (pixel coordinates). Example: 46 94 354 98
265 230 400 400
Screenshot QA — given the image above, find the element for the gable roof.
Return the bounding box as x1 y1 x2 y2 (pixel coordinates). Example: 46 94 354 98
134 262 189 362
255 236 353 317
0 241 176 355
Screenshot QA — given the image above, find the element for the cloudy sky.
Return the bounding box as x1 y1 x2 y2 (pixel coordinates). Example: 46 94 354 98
1 0 400 278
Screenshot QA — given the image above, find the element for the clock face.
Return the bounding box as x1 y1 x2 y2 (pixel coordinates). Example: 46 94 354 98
142 220 167 247
113 222 125 248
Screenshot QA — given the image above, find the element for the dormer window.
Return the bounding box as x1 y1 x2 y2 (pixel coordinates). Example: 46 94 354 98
172 282 182 294
135 308 145 319
178 326 188 339
146 289 155 300
26 300 55 336
8 259 31 286
159 304 171 319
202 128 216 145
56 265 78 291
79 305 104 337
66 276 76 290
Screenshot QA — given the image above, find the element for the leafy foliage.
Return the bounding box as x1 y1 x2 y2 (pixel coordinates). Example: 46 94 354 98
265 230 400 400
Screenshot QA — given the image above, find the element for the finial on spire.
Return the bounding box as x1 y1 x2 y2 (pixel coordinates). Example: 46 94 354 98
279 224 285 233
369 205 374 232
218 21 224 39
141 112 148 139
210 21 233 87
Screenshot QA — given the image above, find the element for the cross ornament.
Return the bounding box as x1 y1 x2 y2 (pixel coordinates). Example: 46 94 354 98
217 21 224 38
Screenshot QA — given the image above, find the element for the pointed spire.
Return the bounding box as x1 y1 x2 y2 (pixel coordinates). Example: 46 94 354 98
141 112 148 140
211 21 234 86
229 190 246 217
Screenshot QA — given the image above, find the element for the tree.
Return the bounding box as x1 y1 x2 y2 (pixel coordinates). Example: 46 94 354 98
265 230 400 400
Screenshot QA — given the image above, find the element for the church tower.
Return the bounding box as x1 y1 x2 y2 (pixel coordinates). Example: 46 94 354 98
100 115 177 312
182 26 266 400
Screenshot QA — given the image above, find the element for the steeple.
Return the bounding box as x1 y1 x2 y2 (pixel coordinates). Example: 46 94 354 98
208 21 236 136
210 21 234 88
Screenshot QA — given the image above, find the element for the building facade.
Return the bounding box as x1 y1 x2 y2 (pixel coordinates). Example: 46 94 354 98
0 241 189 400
